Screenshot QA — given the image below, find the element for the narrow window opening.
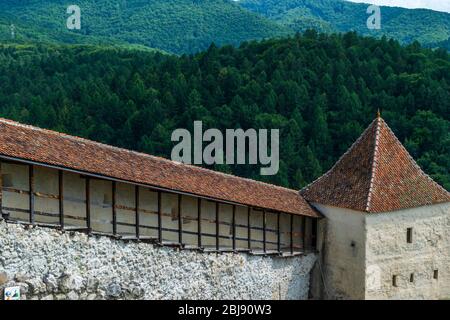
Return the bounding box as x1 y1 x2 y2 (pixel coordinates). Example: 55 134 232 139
409 273 414 283
433 270 439 280
406 227 413 243
392 275 398 287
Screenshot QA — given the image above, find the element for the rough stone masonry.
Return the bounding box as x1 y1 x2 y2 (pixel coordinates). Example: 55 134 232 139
0 220 317 300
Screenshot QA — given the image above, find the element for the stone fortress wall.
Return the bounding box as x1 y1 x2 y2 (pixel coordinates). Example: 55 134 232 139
0 220 317 300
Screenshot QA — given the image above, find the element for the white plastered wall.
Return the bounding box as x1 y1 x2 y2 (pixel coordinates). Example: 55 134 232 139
311 203 367 300
311 201 450 300
365 202 450 300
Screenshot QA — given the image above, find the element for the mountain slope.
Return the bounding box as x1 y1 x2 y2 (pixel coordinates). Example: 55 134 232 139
0 0 289 54
239 0 450 48
1 0 449 53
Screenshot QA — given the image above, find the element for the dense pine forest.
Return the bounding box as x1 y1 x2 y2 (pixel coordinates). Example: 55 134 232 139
0 32 449 190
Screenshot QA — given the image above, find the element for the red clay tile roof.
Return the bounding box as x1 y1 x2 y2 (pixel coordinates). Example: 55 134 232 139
301 116 450 213
0 118 319 218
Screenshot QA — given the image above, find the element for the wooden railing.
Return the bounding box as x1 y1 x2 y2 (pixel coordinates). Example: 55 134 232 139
0 160 318 256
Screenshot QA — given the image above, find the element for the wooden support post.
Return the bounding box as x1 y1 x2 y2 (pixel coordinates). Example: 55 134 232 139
135 186 140 239
290 214 294 255
215 202 219 251
247 207 251 251
178 194 182 245
157 191 162 243
277 212 281 253
312 218 318 250
29 165 35 224
302 216 307 251
263 210 266 254
85 177 91 233
232 205 236 251
0 161 3 218
197 198 202 248
59 170 64 228
112 181 117 236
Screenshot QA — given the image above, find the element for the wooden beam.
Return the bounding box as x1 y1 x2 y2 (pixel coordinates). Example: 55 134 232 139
59 170 64 228
157 191 162 243
85 177 91 233
232 205 236 251
312 218 318 250
198 198 202 248
277 212 281 253
263 210 266 253
29 165 35 224
178 194 182 245
0 161 3 217
112 181 117 236
135 185 140 239
302 216 307 251
215 202 219 251
290 214 293 255
247 207 251 251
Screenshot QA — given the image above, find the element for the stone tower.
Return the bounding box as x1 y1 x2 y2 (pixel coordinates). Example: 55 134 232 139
303 116 450 299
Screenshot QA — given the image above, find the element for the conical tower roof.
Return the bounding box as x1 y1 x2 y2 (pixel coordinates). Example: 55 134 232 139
301 116 450 213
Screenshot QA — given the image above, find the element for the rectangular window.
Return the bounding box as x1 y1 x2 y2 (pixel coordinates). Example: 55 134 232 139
1 163 30 221
116 182 136 236
161 192 179 242
279 213 291 254
410 273 414 283
62 172 87 228
235 206 249 250
179 195 199 248
200 200 217 249
218 203 233 250
407 227 413 243
392 275 398 287
90 179 113 234
138 188 159 239
433 270 439 280
265 211 278 252
34 166 60 225
250 209 264 252
292 215 303 253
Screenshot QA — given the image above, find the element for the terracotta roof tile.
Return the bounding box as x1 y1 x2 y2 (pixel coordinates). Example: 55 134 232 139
301 116 450 213
0 118 319 218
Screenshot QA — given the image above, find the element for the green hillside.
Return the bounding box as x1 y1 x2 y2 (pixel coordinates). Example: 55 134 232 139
0 0 288 54
0 33 448 189
239 0 450 48
1 0 449 53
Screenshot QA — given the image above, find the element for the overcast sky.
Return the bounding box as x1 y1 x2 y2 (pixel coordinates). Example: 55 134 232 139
346 0 450 13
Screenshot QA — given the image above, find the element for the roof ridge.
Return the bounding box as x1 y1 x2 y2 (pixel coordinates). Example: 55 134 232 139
381 118 450 198
300 117 378 194
365 117 382 212
0 118 298 194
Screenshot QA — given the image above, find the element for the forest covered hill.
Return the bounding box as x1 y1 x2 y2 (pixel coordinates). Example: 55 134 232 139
0 0 288 54
0 33 448 190
0 0 449 54
239 0 450 50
